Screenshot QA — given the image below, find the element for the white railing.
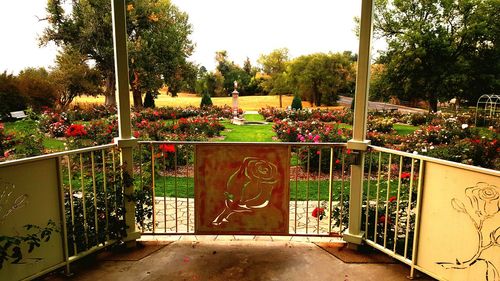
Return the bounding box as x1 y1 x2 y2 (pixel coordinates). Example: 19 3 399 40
0 144 121 281
364 145 500 280
135 141 350 237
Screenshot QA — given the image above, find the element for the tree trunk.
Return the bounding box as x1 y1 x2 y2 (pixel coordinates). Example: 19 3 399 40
132 87 143 108
130 70 143 108
104 73 116 107
279 94 282 108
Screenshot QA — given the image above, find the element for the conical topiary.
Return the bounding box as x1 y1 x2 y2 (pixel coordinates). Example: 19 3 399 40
144 91 155 108
291 95 303 110
200 93 213 108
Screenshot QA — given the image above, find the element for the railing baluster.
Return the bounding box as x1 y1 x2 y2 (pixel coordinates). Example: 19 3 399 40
186 146 190 233
163 148 167 233
410 160 425 278
383 154 392 248
317 148 322 234
80 153 88 249
340 148 346 232
374 152 382 244
66 155 77 255
306 147 310 234
328 147 334 234
57 156 71 274
112 148 117 212
294 146 299 234
91 151 99 241
151 145 156 233
404 158 416 259
393 156 403 253
365 150 373 235
174 147 178 233
102 149 109 242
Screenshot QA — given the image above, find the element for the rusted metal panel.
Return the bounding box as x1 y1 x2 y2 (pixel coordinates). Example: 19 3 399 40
195 144 290 235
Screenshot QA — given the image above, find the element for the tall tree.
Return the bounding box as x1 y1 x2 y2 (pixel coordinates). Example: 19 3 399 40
258 48 291 107
214 50 253 95
0 72 25 118
372 0 499 111
288 52 355 106
51 46 102 110
17 68 58 111
41 0 194 108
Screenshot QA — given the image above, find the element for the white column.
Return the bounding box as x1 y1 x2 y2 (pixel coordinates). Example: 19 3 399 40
344 0 374 247
111 0 140 243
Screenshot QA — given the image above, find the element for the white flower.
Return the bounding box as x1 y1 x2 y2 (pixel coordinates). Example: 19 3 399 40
461 124 468 129
413 151 419 155
421 147 427 153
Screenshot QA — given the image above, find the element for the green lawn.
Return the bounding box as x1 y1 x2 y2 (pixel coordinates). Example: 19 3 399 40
219 116 276 142
3 119 37 133
151 176 402 201
393 124 419 135
4 120 65 150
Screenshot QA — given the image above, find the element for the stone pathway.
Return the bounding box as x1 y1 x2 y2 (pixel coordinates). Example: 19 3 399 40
144 197 344 236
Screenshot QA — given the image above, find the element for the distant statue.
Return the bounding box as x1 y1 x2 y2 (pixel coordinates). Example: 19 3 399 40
234 81 238 90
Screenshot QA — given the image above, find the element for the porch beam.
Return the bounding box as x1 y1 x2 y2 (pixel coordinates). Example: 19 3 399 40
112 0 140 243
344 0 374 247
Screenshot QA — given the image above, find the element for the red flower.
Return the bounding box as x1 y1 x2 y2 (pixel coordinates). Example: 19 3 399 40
389 196 397 203
378 215 392 224
65 124 87 137
133 131 140 138
400 172 411 179
159 144 175 153
335 159 341 164
312 207 325 219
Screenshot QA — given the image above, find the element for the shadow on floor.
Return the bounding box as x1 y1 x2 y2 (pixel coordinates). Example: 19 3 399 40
41 240 435 281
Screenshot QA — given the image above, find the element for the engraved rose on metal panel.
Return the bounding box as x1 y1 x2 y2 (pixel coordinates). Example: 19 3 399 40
212 157 279 226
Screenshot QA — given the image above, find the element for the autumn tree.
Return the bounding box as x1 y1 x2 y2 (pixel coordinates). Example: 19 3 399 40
41 0 194 108
51 47 102 110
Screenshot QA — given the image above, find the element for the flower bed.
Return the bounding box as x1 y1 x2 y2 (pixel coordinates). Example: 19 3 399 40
265 107 499 170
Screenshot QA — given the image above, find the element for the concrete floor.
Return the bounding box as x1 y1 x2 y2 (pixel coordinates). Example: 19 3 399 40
46 239 435 281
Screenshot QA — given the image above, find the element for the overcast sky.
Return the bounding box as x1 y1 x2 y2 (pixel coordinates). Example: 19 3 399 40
0 0 383 74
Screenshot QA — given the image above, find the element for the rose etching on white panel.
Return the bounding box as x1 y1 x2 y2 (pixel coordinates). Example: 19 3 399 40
437 182 500 281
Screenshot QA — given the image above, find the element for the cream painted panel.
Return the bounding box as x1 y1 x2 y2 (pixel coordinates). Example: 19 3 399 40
417 162 500 281
0 158 64 281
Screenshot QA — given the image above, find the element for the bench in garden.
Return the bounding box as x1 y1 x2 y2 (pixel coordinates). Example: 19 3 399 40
9 111 27 119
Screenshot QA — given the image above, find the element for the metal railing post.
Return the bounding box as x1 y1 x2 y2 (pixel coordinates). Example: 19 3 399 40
111 0 140 244
344 0 374 248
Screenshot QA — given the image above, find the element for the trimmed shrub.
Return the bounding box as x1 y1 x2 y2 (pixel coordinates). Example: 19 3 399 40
200 93 213 108
0 72 26 118
291 95 303 110
144 91 156 108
